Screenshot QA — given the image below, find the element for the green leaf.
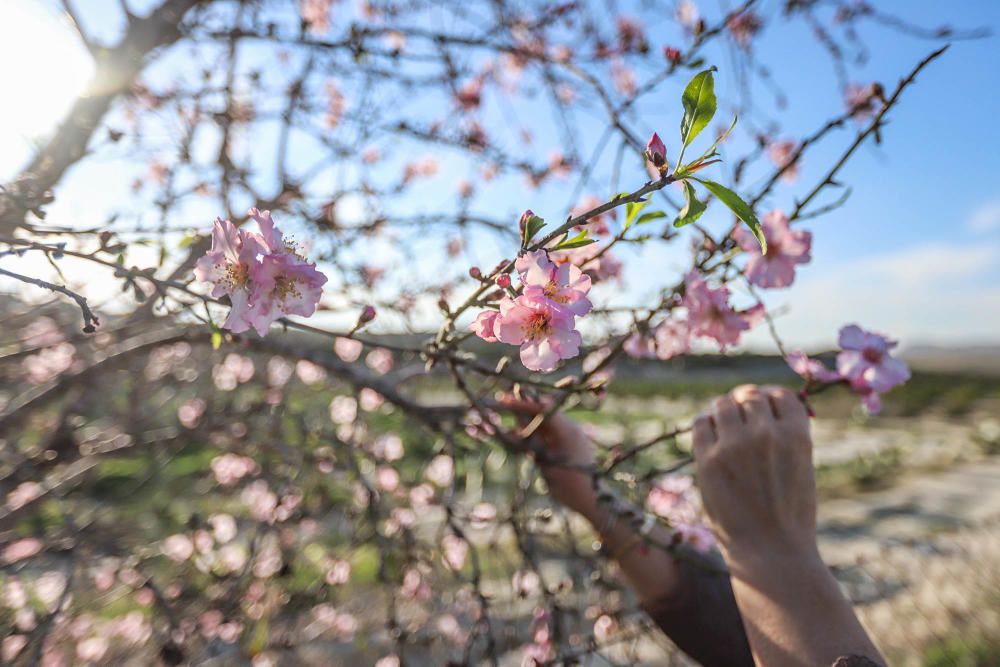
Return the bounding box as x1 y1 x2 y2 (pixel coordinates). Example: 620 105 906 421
624 199 649 230
211 326 223 350
694 178 767 253
522 214 546 245
703 115 737 158
635 210 667 226
680 68 717 149
674 181 707 228
552 230 596 250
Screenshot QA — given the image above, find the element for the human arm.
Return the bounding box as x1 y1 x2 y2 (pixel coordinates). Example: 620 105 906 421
499 396 753 667
692 385 884 667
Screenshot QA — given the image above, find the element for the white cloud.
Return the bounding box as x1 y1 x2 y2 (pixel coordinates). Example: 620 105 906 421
743 242 1000 350
969 199 1000 233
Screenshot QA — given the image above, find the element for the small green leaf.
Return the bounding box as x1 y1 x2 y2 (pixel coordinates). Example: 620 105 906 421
703 115 738 158
179 232 199 249
694 178 766 253
522 214 546 245
674 181 707 228
552 230 596 250
624 199 649 230
635 210 667 225
211 326 223 350
680 68 717 149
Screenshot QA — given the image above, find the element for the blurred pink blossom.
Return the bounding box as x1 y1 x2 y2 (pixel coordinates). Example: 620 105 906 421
733 210 812 288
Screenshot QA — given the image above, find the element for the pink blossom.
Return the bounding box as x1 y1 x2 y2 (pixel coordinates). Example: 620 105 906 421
676 0 700 32
594 613 617 642
2 635 27 662
163 534 194 562
611 60 636 97
470 309 501 343
571 195 614 236
624 333 656 359
211 453 258 486
197 210 327 336
733 210 812 288
675 523 716 554
726 11 762 49
324 80 345 128
836 324 910 413
767 140 800 183
469 502 498 528
845 82 881 122
2 538 42 564
366 347 392 374
455 77 484 111
76 637 109 663
515 250 592 317
209 514 238 543
441 535 468 571
471 251 590 372
194 218 265 334
495 295 582 372
425 455 454 487
616 16 647 53
647 476 699 525
786 350 841 383
325 559 351 585
334 336 363 362
246 209 328 336
300 0 333 34
6 482 42 510
683 271 762 350
653 318 691 360
375 466 400 492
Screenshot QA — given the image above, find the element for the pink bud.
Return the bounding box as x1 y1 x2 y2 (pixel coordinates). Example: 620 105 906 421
496 274 511 289
663 47 682 64
645 133 668 175
358 305 376 325
469 266 482 280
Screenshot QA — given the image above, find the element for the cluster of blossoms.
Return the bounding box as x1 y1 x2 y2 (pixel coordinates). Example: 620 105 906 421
787 324 911 414
646 475 717 553
470 249 592 372
625 270 764 360
627 209 809 359
195 209 327 336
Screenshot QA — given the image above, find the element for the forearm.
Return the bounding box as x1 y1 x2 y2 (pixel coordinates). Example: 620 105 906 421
580 497 754 667
727 547 884 667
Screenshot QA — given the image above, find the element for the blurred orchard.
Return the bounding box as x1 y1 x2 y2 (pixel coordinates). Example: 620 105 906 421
0 0 982 664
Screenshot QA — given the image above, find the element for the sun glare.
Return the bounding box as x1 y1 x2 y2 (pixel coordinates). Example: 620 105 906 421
0 1 94 174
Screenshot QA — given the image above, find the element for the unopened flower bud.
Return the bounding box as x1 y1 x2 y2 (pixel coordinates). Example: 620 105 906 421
496 274 511 289
644 132 668 176
469 266 482 280
358 305 376 325
663 47 682 64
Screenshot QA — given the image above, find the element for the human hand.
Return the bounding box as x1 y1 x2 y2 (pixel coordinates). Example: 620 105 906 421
691 384 818 564
497 394 600 521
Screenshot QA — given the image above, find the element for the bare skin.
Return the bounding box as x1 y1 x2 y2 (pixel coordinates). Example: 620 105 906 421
501 385 884 667
500 395 685 603
693 385 884 667
500 395 753 667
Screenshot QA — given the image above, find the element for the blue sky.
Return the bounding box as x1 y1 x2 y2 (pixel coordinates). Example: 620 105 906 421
1 0 998 352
